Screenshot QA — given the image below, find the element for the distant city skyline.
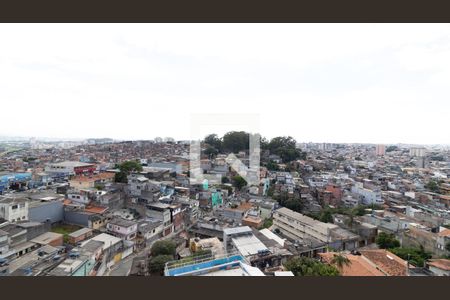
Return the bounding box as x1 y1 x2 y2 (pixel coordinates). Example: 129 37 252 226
1 134 449 148
1 24 450 144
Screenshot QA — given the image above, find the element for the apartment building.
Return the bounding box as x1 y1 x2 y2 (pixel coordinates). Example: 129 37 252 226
69 173 115 190
351 182 384 205
106 218 138 240
0 197 28 222
273 207 359 251
45 161 96 177
273 207 336 243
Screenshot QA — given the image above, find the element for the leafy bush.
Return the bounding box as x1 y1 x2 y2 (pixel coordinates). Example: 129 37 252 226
148 255 173 275
151 240 177 257
376 232 400 249
284 257 339 276
390 247 431 267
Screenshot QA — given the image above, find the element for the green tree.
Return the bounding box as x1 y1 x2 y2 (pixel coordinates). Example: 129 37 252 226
331 253 351 273
204 146 219 158
284 257 339 276
232 175 247 191
151 240 177 257
345 212 356 229
204 134 223 152
114 160 143 183
390 247 431 267
219 184 233 195
386 145 398 152
352 205 369 216
426 180 440 193
114 171 128 183
267 185 275 197
274 192 303 213
119 160 143 173
222 131 250 153
266 160 279 171
267 136 305 163
376 232 400 249
319 209 334 224
148 255 173 275
192 249 212 258
260 136 270 151
430 155 444 161
262 218 273 229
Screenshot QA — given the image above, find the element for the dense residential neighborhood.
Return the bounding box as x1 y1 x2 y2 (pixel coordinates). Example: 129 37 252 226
0 135 449 276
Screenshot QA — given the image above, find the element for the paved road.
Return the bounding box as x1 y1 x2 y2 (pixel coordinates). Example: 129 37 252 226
109 256 134 276
106 247 149 276
104 229 183 276
105 229 184 276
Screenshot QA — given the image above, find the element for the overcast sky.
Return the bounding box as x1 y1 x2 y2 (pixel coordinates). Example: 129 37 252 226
0 24 449 144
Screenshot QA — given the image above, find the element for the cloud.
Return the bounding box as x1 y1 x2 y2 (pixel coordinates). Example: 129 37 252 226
0 24 449 144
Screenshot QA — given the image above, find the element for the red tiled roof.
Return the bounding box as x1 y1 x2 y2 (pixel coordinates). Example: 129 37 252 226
428 259 450 271
360 249 408 276
84 205 108 214
70 172 115 183
318 252 385 276
437 229 450 237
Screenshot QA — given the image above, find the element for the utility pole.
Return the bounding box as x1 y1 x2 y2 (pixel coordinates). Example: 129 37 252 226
406 253 411 276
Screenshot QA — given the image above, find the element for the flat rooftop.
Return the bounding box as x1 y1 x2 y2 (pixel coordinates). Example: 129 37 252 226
83 233 121 250
49 255 89 276
68 227 93 238
7 244 59 273
276 207 338 230
79 240 104 254
108 218 137 228
48 161 94 168
0 196 28 204
259 228 285 247
200 263 265 276
232 235 269 257
147 202 171 209
274 271 294 276
223 226 252 236
31 232 63 245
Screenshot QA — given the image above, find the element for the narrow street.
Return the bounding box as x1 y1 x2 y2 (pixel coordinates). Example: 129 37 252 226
105 228 185 276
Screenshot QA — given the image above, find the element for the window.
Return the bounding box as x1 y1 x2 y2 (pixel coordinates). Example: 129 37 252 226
11 205 18 210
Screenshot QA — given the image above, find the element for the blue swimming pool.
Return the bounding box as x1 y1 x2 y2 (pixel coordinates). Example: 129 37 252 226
166 255 244 276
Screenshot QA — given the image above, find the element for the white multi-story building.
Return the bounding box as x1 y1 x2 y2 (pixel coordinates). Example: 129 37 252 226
0 229 12 259
0 197 28 222
409 147 426 157
273 207 359 251
351 182 384 205
273 207 337 243
44 161 95 177
106 218 138 240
